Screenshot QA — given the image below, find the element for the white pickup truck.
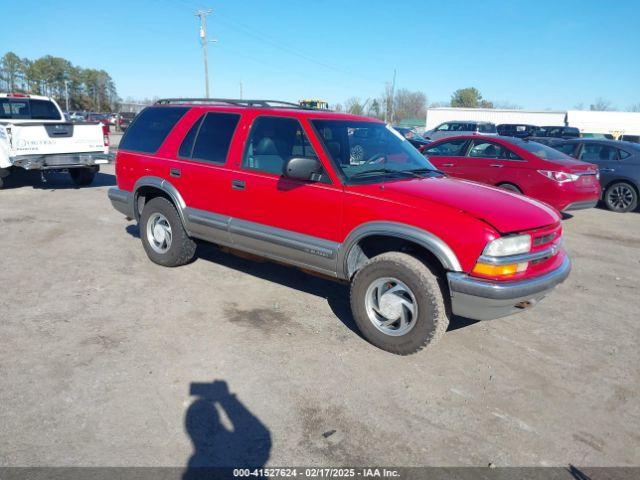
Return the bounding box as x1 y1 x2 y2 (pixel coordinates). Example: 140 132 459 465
0 93 112 188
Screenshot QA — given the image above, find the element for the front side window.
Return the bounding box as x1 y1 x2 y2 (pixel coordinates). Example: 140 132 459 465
179 112 240 163
556 143 578 157
242 116 318 176
436 123 450 131
120 106 188 154
312 120 438 183
424 139 468 156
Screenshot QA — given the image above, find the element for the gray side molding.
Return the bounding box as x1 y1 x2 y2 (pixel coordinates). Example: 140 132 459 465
133 176 188 226
337 221 462 279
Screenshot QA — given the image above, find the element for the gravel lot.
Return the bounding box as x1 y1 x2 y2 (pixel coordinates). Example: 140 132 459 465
0 164 638 468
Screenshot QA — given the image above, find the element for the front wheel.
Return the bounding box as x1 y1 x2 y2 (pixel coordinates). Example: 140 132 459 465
604 182 638 212
70 167 97 186
350 252 449 355
139 197 196 267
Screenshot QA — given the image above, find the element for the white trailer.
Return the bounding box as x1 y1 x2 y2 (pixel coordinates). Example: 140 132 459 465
565 110 640 137
424 108 566 131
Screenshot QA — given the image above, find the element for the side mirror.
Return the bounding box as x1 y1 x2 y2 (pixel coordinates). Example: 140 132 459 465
283 157 322 181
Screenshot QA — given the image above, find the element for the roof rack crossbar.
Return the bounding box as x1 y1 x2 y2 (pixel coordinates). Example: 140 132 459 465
155 98 309 109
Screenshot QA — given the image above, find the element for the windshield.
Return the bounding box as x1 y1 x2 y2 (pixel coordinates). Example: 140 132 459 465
0 98 62 120
312 120 438 183
517 140 571 160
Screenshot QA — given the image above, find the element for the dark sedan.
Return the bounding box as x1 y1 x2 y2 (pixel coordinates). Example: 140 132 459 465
555 139 640 212
393 127 431 152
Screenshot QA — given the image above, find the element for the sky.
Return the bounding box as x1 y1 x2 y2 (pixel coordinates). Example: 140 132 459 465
1 0 639 111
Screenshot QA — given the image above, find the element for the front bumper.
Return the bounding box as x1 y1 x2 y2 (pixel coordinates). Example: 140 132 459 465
108 188 134 218
12 152 113 170
447 255 571 321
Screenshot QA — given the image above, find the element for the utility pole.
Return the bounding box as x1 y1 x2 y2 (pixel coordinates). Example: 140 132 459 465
239 81 243 99
64 80 70 112
195 9 216 98
390 69 397 124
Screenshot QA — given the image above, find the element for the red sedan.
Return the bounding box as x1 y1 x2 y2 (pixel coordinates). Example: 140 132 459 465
424 135 600 212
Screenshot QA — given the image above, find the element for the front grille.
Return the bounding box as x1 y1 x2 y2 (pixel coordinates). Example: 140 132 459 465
533 232 556 246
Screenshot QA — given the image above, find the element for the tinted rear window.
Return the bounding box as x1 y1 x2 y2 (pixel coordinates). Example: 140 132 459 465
119 107 188 154
0 98 62 120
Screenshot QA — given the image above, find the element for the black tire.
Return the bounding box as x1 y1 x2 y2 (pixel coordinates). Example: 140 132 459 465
70 167 97 186
497 182 522 193
604 182 638 213
350 252 449 355
139 196 196 267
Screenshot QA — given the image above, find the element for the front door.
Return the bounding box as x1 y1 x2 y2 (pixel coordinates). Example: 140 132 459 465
423 138 469 177
226 115 343 276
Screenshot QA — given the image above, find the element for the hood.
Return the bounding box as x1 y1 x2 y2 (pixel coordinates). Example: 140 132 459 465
361 177 561 234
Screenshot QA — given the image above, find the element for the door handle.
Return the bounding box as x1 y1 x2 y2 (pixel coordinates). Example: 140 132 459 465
231 179 246 190
442 163 454 167
490 164 504 168
169 168 181 178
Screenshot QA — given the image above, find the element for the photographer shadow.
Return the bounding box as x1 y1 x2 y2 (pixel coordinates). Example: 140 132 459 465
183 380 271 480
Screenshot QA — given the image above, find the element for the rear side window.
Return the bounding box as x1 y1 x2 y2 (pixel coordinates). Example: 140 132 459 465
478 123 497 133
424 139 468 156
467 140 514 159
192 113 240 163
119 107 188 154
579 144 617 162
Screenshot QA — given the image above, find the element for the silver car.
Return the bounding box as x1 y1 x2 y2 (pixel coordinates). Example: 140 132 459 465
424 121 497 141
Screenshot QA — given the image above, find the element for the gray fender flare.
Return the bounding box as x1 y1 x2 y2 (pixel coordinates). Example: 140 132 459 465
133 176 188 227
337 221 462 279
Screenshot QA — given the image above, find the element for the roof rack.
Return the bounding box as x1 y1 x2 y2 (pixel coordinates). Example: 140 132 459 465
155 98 312 109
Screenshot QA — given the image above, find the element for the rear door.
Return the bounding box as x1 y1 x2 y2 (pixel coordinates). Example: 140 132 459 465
422 138 469 176
457 139 522 185
577 142 619 187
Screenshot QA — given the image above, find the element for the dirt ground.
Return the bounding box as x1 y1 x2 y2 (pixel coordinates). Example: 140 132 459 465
0 164 638 468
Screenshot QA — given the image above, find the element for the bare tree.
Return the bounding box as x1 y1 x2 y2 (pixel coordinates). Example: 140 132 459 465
590 98 612 111
394 89 427 122
628 103 640 112
344 97 365 115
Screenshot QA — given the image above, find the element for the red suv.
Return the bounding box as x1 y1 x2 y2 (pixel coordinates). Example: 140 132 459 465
109 99 570 355
424 135 601 212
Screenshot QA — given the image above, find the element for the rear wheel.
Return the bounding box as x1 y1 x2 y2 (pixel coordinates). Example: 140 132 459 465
350 252 448 355
497 182 522 193
70 167 97 186
604 182 638 213
140 196 196 267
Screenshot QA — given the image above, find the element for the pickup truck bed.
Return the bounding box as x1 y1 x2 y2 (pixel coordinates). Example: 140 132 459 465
0 93 111 188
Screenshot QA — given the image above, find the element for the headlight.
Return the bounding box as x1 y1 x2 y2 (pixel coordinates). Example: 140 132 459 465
483 234 531 257
538 170 580 183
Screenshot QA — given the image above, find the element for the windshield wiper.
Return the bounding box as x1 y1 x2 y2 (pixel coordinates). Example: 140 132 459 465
350 168 445 180
350 168 409 179
405 168 446 177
